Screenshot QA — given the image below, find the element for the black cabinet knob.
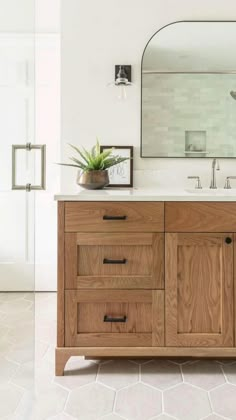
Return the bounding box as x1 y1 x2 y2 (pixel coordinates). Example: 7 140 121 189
225 237 232 244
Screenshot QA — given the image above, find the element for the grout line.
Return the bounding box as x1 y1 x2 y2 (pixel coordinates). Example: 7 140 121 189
179 364 184 383
95 362 101 382
161 390 164 414
219 363 229 384
96 380 116 392
61 388 71 413
112 389 118 415
207 389 214 413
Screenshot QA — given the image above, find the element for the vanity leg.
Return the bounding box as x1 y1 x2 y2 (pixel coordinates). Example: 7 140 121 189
55 348 71 376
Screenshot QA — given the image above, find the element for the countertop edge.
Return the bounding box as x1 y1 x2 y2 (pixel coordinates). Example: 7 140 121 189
54 193 236 202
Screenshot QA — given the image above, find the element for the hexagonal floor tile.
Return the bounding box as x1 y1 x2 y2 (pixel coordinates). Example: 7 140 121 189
115 382 162 420
0 356 19 384
0 383 24 418
202 415 227 419
0 336 12 357
0 292 27 302
168 358 194 365
152 415 176 420
11 361 35 391
182 360 225 390
48 413 77 420
0 298 32 314
98 359 139 390
141 360 182 390
210 383 236 419
215 358 236 365
128 359 153 364
222 362 236 384
7 338 35 364
65 383 115 420
164 383 211 420
54 358 98 390
30 384 68 420
99 415 125 420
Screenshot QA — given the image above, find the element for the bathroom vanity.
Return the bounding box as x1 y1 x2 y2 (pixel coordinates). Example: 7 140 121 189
55 190 236 375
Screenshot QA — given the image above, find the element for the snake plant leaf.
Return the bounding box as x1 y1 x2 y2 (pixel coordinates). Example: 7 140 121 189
57 140 130 172
68 144 90 164
69 157 88 169
57 163 83 169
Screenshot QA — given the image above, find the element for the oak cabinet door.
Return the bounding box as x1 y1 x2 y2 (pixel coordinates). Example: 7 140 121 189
65 290 164 347
165 233 234 347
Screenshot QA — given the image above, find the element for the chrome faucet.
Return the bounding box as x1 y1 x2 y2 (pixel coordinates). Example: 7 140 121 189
210 158 220 189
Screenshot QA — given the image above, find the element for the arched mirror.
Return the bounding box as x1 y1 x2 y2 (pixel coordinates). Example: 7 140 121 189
141 21 236 157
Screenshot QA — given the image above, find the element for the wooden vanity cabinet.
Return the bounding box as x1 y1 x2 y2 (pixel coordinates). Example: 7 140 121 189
56 201 236 376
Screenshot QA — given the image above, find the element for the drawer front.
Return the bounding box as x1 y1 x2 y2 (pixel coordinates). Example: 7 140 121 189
65 290 164 347
64 202 164 232
165 202 236 232
65 233 164 289
79 245 152 276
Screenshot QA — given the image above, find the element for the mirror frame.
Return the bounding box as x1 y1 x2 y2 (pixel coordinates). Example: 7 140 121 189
140 20 236 158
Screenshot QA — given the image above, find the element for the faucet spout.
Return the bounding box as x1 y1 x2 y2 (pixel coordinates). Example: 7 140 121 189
210 159 220 189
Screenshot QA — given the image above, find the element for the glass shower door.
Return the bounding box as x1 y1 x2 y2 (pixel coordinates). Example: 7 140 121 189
0 6 36 417
0 34 38 292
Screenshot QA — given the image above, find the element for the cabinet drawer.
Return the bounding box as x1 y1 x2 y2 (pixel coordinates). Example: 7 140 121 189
64 202 164 232
65 233 164 289
165 202 236 232
65 290 164 347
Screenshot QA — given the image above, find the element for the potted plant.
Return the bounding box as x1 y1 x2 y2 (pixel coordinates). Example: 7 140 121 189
58 140 129 189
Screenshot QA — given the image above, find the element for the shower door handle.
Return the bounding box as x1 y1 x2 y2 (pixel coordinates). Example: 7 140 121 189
12 143 46 192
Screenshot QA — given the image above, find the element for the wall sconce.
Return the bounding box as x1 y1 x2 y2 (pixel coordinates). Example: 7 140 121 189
108 65 132 100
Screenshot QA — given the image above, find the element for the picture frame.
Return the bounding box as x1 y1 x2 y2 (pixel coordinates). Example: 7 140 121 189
100 145 133 187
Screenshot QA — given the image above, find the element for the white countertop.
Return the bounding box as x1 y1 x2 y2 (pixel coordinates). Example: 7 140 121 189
54 188 236 201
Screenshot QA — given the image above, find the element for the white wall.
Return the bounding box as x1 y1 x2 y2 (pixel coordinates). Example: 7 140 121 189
61 0 236 191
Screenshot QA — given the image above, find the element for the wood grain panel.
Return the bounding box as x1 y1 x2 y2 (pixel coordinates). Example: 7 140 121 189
65 233 164 289
152 290 164 346
78 245 152 276
57 202 65 347
76 232 153 245
65 202 164 232
65 233 77 289
75 333 152 347
71 290 152 303
177 235 222 334
76 276 157 289
65 290 164 347
78 302 152 333
165 233 234 347
165 202 236 232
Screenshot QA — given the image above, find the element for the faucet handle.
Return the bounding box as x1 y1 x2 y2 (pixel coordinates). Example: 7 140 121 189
187 176 202 189
224 176 236 189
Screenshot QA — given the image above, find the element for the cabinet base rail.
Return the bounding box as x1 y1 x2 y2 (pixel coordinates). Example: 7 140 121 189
55 346 236 376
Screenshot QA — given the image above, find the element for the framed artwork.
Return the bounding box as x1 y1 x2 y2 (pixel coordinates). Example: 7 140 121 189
100 145 133 187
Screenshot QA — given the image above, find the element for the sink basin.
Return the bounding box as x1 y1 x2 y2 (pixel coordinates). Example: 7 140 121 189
185 188 236 195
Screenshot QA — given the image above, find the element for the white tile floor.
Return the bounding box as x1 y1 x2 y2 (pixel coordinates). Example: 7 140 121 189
1 293 236 420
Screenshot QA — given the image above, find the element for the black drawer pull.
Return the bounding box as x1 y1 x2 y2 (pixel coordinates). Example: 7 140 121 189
103 215 127 220
103 258 127 264
104 315 127 323
225 237 232 244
